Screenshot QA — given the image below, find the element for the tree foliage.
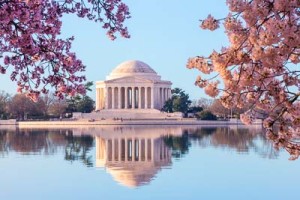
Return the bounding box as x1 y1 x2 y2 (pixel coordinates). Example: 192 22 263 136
7 94 45 119
66 81 95 113
47 98 68 117
0 0 130 101
162 88 192 114
188 106 203 114
187 0 300 159
0 91 10 119
196 110 217 121
0 85 94 119
191 98 213 110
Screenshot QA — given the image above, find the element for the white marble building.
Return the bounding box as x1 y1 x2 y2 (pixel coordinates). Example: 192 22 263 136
95 60 172 110
73 60 182 119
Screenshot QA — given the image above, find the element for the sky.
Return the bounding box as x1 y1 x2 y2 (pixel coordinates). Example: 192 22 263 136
0 0 230 100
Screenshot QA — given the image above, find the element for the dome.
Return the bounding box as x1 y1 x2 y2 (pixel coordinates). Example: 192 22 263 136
112 60 157 74
106 60 160 80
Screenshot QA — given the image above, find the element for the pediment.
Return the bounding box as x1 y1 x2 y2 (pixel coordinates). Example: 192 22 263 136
105 76 153 83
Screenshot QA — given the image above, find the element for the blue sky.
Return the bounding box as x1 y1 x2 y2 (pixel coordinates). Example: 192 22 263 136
0 0 229 100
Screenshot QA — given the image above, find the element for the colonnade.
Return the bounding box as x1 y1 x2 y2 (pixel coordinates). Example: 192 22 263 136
96 137 170 163
96 86 171 110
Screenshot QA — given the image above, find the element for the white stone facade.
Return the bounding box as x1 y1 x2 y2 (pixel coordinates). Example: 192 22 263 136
95 60 172 110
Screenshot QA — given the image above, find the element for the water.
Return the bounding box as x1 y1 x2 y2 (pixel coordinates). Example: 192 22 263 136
0 125 299 200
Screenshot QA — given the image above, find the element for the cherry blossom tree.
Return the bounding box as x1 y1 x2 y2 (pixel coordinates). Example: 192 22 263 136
0 0 130 101
187 0 300 159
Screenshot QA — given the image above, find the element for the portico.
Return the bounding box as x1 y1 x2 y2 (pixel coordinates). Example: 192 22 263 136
95 60 172 111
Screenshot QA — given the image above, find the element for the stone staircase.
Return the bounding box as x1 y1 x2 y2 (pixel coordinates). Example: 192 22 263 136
73 109 182 120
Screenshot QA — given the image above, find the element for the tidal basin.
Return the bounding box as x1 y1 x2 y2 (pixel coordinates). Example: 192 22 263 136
0 125 299 200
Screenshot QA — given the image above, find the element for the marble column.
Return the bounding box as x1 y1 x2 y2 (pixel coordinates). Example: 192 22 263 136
138 87 142 109
160 88 162 108
125 87 128 109
99 88 102 109
139 139 142 162
101 88 105 109
118 138 121 161
112 138 115 161
96 88 99 110
112 87 115 109
145 139 148 161
151 87 154 109
118 87 122 109
132 139 136 161
105 87 108 109
145 87 148 109
132 87 135 109
125 138 128 161
163 88 166 105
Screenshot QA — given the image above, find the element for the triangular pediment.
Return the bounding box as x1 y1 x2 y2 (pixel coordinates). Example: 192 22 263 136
105 76 153 83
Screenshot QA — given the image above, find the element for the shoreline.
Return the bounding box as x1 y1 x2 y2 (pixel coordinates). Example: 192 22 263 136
0 119 263 128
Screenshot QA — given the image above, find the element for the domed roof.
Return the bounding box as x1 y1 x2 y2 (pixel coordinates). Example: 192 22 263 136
107 60 160 80
111 60 157 74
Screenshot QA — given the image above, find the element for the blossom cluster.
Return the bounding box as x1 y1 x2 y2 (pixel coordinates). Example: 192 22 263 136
200 14 219 31
0 0 130 101
187 0 300 159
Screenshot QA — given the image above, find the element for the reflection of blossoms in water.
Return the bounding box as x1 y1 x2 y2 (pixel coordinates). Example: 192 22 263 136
163 127 279 159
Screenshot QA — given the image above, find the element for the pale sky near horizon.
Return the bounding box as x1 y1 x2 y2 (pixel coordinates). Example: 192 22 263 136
0 0 229 100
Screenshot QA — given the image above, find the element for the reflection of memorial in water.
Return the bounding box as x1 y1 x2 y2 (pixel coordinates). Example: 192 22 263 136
0 125 278 186
95 127 183 188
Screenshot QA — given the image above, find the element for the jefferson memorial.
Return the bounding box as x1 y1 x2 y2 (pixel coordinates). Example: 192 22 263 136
95 60 171 110
79 60 182 119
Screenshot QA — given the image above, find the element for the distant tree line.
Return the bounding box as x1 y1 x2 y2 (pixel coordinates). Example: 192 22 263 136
0 82 94 120
1 85 249 121
162 88 250 120
0 129 94 167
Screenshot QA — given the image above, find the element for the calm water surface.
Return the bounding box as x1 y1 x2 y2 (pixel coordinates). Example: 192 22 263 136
0 125 299 200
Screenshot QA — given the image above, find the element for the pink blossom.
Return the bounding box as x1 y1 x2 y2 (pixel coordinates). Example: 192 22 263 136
0 0 130 100
204 81 219 97
200 14 219 31
188 0 300 159
240 111 253 125
186 57 212 74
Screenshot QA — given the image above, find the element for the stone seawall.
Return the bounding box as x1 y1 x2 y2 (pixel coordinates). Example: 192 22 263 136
0 119 17 125
7 119 262 129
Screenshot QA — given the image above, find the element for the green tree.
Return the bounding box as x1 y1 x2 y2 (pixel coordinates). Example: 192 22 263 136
66 95 82 113
76 96 94 113
162 99 173 113
66 81 95 113
162 88 192 115
196 110 217 120
188 106 203 114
